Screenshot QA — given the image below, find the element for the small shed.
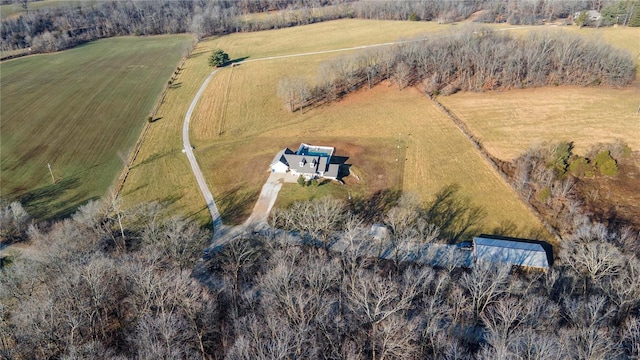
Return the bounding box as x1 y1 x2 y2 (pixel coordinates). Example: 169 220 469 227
473 235 550 270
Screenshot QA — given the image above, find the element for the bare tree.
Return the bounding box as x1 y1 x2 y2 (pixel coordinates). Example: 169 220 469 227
460 262 511 322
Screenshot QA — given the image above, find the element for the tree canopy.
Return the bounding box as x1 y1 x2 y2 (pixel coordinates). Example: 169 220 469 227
209 49 230 67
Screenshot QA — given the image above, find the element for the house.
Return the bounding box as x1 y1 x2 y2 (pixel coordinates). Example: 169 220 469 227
472 234 551 270
270 143 340 179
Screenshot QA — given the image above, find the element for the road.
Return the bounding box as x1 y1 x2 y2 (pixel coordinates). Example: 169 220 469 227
182 69 223 236
185 26 538 239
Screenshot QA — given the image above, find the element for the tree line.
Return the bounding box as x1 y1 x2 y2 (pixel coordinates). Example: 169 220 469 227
2 181 640 358
2 0 638 56
278 27 635 112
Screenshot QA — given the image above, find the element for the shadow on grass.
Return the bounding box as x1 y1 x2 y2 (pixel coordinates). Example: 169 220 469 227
218 186 259 226
228 56 250 66
331 155 351 182
12 176 101 221
350 188 402 223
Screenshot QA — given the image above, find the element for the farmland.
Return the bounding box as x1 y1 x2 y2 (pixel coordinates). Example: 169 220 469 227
120 20 455 225
0 35 194 219
121 19 549 233
438 25 640 161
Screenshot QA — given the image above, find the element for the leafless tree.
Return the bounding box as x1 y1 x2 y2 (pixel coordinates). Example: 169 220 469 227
346 267 427 360
460 262 511 322
0 201 30 243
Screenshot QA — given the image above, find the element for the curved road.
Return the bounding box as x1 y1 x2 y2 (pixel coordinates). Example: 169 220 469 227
184 26 537 238
183 69 222 235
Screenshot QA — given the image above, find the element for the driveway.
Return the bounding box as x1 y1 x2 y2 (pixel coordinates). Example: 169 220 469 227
244 172 298 226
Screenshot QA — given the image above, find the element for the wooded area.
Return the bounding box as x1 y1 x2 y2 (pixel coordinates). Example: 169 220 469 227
1 187 639 358
2 0 638 55
278 27 635 112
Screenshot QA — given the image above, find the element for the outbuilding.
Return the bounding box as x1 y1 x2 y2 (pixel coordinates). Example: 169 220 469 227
473 234 551 270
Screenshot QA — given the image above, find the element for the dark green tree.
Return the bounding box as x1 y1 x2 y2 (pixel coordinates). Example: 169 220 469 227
209 49 230 67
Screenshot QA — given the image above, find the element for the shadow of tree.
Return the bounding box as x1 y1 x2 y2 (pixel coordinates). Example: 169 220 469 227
424 184 487 244
11 176 89 221
350 188 402 223
218 186 259 226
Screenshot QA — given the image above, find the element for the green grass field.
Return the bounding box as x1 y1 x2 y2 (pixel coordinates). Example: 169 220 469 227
0 0 95 19
0 35 194 219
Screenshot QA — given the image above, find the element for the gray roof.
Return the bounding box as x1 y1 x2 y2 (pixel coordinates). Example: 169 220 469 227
271 148 293 166
272 143 339 179
473 236 549 269
325 164 339 178
284 154 321 175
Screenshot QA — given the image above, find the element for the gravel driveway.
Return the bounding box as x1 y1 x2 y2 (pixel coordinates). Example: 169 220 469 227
244 172 298 226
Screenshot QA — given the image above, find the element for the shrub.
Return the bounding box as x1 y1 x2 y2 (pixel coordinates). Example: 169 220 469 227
548 142 572 178
594 151 618 176
568 156 590 177
297 175 306 186
538 186 551 203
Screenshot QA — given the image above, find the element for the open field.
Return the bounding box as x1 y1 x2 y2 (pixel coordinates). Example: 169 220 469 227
121 19 457 225
438 25 640 161
438 86 640 161
0 0 95 19
0 35 193 219
120 19 545 232
121 19 636 234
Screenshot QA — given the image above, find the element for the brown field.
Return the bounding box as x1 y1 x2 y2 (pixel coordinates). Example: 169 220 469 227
437 26 640 161
122 19 636 235
121 20 460 224
192 68 544 231
438 86 640 161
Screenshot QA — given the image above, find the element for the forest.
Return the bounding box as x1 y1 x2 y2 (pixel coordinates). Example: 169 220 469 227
277 27 635 112
1 180 639 358
2 0 639 55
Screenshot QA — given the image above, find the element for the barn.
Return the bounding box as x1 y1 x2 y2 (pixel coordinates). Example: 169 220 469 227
473 234 551 270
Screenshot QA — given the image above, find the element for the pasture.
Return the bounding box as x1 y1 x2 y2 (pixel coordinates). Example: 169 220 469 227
121 20 636 236
0 0 94 19
122 19 546 232
438 25 640 161
122 19 451 224
438 86 640 161
0 35 193 219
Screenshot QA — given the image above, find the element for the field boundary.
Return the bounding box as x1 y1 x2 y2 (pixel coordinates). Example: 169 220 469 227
114 54 190 198
427 94 562 242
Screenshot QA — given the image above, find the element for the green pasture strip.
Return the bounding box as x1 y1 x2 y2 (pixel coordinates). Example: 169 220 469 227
0 35 193 219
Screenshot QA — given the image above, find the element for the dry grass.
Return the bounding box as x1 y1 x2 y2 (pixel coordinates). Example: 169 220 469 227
122 19 458 224
122 20 635 233
193 76 544 230
438 86 640 161
438 25 640 161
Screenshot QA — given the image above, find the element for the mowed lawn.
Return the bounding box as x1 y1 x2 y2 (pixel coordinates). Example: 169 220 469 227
0 35 193 219
438 26 640 161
